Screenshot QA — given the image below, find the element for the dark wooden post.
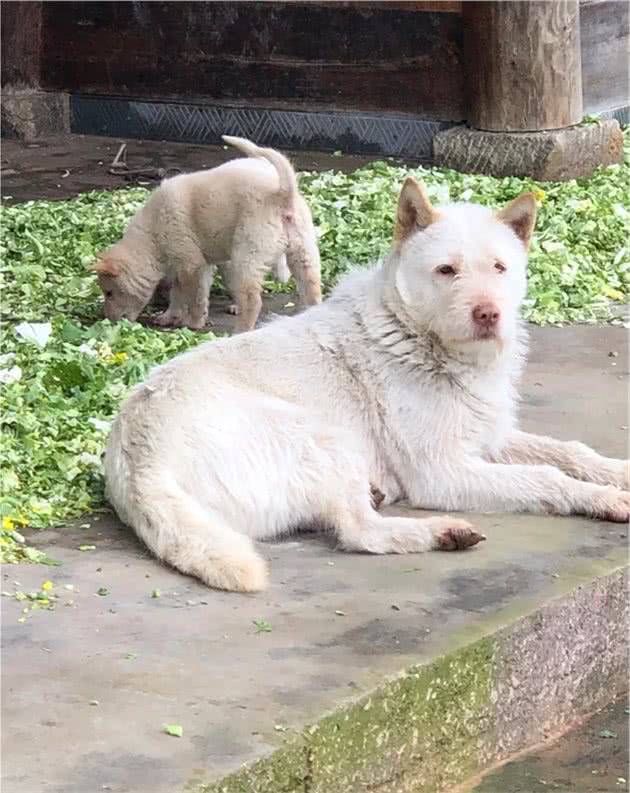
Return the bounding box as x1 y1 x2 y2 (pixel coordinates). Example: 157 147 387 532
1 1 44 87
463 0 583 132
1 1 69 140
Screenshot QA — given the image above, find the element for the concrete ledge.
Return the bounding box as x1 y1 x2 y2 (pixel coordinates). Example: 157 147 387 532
1 326 628 793
203 570 628 793
1 89 70 141
433 120 624 181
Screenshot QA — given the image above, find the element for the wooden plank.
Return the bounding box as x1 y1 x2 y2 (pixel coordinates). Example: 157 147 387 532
464 1 583 131
580 0 629 113
1 1 43 86
39 1 464 119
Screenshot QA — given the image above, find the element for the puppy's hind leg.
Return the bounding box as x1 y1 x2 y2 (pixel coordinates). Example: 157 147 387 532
224 255 265 332
286 217 322 307
229 275 263 333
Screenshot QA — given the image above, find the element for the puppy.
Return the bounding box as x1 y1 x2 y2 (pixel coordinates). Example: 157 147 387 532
92 136 322 331
104 178 629 592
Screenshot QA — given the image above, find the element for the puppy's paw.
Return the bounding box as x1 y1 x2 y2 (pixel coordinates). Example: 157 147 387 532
186 317 208 331
431 519 486 551
226 304 240 316
588 487 630 523
155 311 176 327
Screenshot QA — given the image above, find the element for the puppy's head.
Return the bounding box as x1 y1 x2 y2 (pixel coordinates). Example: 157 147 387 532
391 177 536 350
91 249 155 323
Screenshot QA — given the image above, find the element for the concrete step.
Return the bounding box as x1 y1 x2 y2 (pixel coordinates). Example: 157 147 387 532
1 325 628 793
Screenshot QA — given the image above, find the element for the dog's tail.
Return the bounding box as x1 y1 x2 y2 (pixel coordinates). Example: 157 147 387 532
135 484 268 592
106 430 268 592
222 135 298 206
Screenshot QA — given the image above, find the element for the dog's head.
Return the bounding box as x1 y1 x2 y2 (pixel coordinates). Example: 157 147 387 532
390 177 536 350
91 248 157 323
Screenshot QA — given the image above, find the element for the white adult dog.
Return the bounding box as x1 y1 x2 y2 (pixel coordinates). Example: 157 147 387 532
104 179 630 592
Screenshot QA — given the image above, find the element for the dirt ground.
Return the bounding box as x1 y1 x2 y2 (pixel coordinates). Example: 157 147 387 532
0 133 405 205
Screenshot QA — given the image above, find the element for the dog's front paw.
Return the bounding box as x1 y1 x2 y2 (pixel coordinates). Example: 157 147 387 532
588 487 630 523
587 458 629 490
610 459 630 491
432 519 487 551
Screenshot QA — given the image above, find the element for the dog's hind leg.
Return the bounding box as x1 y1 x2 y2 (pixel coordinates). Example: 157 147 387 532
316 444 485 555
330 498 485 554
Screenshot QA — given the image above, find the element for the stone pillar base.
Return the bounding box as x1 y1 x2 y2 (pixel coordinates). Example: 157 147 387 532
1 89 70 141
433 120 623 181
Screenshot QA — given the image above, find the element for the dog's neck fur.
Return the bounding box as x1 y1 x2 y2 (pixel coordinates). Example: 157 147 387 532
324 261 526 393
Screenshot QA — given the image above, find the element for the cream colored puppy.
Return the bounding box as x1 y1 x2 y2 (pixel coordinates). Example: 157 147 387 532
93 136 322 331
104 179 629 592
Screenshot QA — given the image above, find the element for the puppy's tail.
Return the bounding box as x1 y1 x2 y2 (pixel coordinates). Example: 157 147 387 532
222 135 298 207
116 474 268 592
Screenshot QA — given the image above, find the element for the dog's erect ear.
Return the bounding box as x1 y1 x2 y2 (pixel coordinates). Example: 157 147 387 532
497 193 537 250
394 177 439 245
90 254 121 277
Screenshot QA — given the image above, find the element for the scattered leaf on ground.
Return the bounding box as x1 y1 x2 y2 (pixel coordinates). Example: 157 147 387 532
163 724 183 737
253 619 272 633
599 729 618 739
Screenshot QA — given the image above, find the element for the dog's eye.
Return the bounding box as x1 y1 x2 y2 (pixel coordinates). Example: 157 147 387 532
436 265 456 276
494 261 506 274
105 290 114 297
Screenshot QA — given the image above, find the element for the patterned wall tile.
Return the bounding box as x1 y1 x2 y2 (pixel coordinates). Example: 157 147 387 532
70 95 454 159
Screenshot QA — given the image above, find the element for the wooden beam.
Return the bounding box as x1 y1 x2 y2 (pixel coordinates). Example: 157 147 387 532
1 1 43 86
463 1 583 132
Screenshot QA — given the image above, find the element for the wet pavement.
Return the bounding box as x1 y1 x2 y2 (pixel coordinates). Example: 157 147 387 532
0 133 404 205
470 699 629 793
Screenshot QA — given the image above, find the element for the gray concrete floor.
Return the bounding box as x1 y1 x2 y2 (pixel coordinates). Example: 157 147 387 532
2 324 628 793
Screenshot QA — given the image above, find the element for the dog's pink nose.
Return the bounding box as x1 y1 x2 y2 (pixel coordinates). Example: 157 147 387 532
472 302 500 328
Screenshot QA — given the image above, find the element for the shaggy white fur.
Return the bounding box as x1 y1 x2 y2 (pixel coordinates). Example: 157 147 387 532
104 179 629 592
92 136 321 331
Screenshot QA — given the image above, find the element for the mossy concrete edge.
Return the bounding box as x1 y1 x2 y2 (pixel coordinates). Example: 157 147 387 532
191 566 628 793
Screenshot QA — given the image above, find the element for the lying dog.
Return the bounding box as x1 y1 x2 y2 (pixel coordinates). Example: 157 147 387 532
104 178 629 591
92 136 322 331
